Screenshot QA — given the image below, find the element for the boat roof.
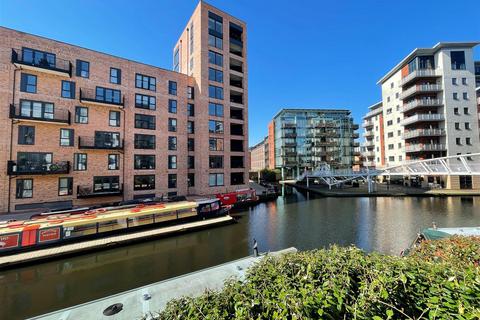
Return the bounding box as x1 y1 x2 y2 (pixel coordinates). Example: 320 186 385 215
196 198 220 205
422 227 480 240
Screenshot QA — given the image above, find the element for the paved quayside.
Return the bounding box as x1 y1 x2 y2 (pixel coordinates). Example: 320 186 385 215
31 247 297 320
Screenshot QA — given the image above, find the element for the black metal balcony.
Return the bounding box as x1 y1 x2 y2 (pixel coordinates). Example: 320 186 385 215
77 184 123 199
11 48 72 77
79 88 125 108
78 136 124 150
7 160 70 175
9 104 71 124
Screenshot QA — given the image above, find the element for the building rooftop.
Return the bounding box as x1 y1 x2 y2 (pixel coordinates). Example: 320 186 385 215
273 108 352 119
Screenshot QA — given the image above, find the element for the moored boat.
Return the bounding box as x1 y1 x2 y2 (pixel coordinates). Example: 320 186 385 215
216 188 260 209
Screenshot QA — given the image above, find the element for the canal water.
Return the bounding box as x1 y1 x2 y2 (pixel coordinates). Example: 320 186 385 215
1 188 480 319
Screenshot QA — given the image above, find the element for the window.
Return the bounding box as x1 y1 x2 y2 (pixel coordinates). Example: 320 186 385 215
188 138 195 151
75 106 88 123
60 128 74 146
20 73 37 93
168 136 177 150
209 68 223 83
108 154 119 170
386 120 393 126
456 138 461 145
454 107 459 115
388 156 395 162
168 99 177 113
135 114 156 130
466 137 471 145
22 48 55 67
16 152 52 170
109 111 120 127
462 78 467 85
16 179 33 198
18 126 35 145
110 68 121 84
173 47 179 72
387 132 393 138
168 155 177 169
395 93 399 99
136 73 156 91
187 103 195 117
396 105 400 111
387 97 390 102
168 118 177 132
189 22 194 54
134 175 155 190
209 85 223 99
74 153 87 171
451 51 466 70
209 138 224 151
93 176 120 192
231 172 244 185
188 173 195 187
455 122 460 130
453 92 458 100
464 107 469 115
388 144 394 150
386 108 392 114
187 121 194 134
397 130 401 136
94 132 121 148
452 78 457 85
209 11 223 33
209 156 223 169
463 92 468 100
19 100 54 120
397 117 400 123
168 81 177 95
95 87 121 104
134 134 155 149
209 173 224 187
208 103 224 117
231 139 243 152
61 81 75 99
58 177 73 196
168 174 177 189
135 94 156 110
134 155 156 170
209 120 224 133
76 60 90 78
231 156 244 168
188 156 195 169
208 50 223 67
209 34 223 49
465 122 471 130
390 82 394 89
187 86 194 99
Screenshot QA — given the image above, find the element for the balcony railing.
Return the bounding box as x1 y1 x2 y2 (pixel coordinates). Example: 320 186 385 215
402 99 443 113
401 113 444 126
7 160 70 175
362 120 374 127
364 151 375 157
77 184 123 199
364 131 374 138
363 141 375 148
78 136 124 150
400 84 442 100
400 69 441 87
405 144 446 153
11 48 72 77
80 88 125 108
363 161 376 167
9 104 71 124
403 128 445 139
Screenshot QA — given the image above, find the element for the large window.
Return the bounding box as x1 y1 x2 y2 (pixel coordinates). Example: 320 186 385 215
173 47 179 72
231 172 244 185
95 87 121 104
209 35 223 50
136 73 156 91
76 60 90 78
187 86 194 99
168 174 177 189
209 156 224 169
208 11 223 34
168 99 177 113
134 155 156 170
188 138 195 151
168 136 177 150
135 114 156 130
231 139 244 152
208 103 224 117
188 173 195 187
19 100 54 120
209 85 223 99
17 152 52 169
74 153 87 171
75 106 88 123
58 177 73 196
208 51 223 67
60 128 74 146
209 68 223 83
20 73 37 93
168 155 177 169
187 103 195 117
135 94 156 110
22 48 55 67
231 156 244 168
209 138 224 151
94 131 121 148
16 179 33 198
209 173 224 187
18 126 35 145
168 81 177 95
110 68 121 84
187 121 194 134
93 176 119 192
108 154 119 170
134 134 156 149
134 175 155 190
188 156 195 169
168 118 177 132
109 111 120 127
451 51 466 70
209 120 224 133
61 81 75 99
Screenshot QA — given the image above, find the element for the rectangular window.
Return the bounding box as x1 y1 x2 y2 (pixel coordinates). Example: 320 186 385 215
463 92 468 100
168 174 177 189
209 67 223 83
19 100 54 120
209 85 224 99
208 34 223 49
208 103 224 117
231 172 244 185
188 173 195 187
451 51 466 70
466 137 471 145
168 99 177 113
386 120 393 126
187 103 195 117
454 107 459 115
93 176 120 192
16 179 33 198
208 50 223 67
135 73 156 91
95 87 121 104
110 68 121 84
173 47 179 72
453 92 458 100
188 138 195 151
134 155 156 170
108 154 119 170
187 121 194 134
58 177 73 196
209 173 224 187
388 156 395 162
22 48 55 67
209 138 224 151
60 128 74 146
388 144 394 150
109 111 120 127
76 60 90 78
168 155 177 169
187 86 194 99
20 73 37 93
134 134 155 149
465 122 471 130
464 107 469 115
134 175 155 190
18 125 35 145
209 120 224 133
135 93 156 110
61 80 75 99
168 136 177 150
168 118 177 132
452 78 457 85
188 156 195 169
209 156 224 169
456 138 461 145
168 81 177 95
135 114 156 130
74 153 87 171
455 122 460 130
462 77 467 85
75 106 88 124
208 11 223 33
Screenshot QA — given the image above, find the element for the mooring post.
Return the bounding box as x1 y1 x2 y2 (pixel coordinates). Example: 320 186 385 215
253 239 258 257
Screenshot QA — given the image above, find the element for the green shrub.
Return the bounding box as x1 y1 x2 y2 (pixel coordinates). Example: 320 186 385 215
153 241 480 320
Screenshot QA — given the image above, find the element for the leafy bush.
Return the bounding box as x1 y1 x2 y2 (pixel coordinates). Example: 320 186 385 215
153 242 480 319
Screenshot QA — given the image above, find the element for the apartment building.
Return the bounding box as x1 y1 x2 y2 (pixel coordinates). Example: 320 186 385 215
269 109 359 179
0 2 248 213
362 102 384 168
249 137 269 172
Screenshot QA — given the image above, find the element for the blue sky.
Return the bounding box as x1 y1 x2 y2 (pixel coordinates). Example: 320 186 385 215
1 0 479 146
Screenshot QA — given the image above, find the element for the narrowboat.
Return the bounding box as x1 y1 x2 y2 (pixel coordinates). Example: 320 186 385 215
216 188 259 209
0 198 229 256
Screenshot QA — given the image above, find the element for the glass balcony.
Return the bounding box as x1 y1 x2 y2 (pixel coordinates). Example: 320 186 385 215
7 160 70 175
77 184 123 199
402 99 443 113
403 129 445 139
80 88 124 108
400 84 442 100
400 69 441 87
11 48 72 77
9 104 71 125
78 136 124 150
405 144 446 153
401 113 444 126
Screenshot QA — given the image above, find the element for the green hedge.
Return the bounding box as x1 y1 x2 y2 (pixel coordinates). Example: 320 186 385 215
153 241 480 319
